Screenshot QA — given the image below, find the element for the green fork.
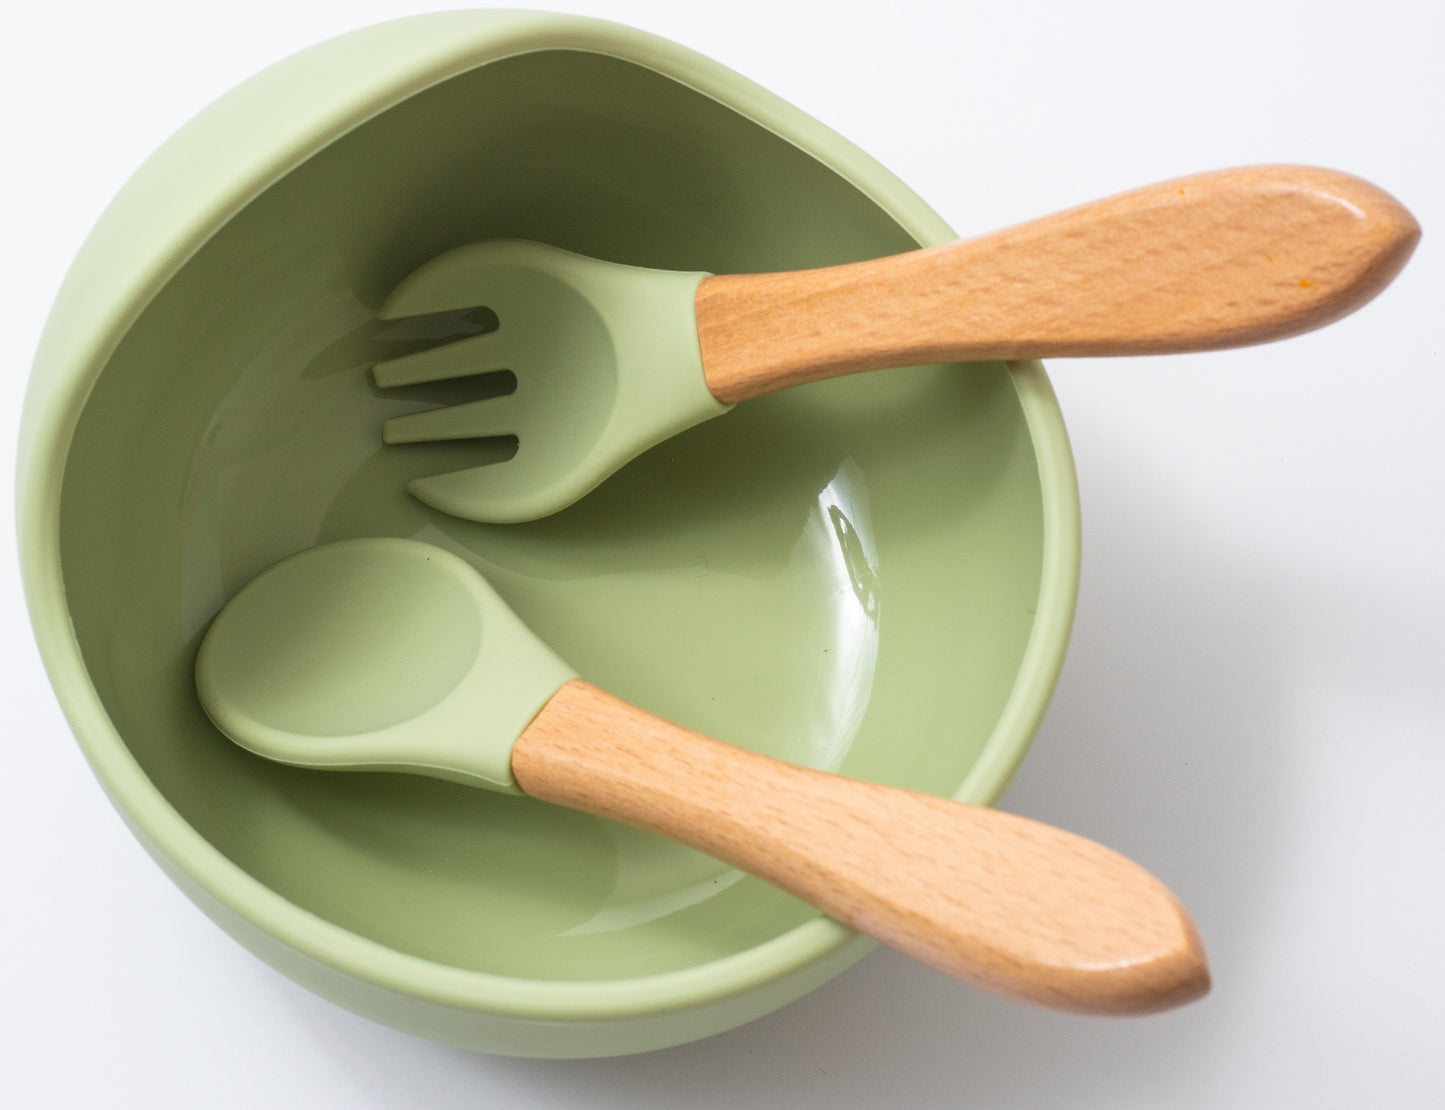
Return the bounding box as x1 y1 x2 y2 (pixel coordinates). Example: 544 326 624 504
373 165 1417 523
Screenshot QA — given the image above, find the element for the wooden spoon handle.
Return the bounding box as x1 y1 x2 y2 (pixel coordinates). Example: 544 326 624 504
696 165 1419 403
511 680 1209 1015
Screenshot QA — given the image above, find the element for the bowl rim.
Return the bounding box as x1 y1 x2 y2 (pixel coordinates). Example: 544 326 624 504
17 10 1080 1023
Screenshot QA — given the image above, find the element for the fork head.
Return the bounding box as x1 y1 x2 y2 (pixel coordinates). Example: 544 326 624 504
372 240 729 523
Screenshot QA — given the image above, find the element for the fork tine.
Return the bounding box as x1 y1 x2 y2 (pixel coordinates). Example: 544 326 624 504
383 393 520 444
373 331 515 388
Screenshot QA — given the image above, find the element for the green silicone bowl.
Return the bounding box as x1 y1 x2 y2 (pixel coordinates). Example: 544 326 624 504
17 11 1079 1057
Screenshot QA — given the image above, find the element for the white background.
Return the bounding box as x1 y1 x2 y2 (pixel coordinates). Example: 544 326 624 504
4 1 1442 1105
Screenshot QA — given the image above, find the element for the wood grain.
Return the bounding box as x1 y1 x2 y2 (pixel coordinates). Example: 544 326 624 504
696 165 1419 402
511 680 1209 1015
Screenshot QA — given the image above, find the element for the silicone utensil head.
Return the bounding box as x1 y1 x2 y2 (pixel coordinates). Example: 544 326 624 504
195 538 578 792
373 239 732 523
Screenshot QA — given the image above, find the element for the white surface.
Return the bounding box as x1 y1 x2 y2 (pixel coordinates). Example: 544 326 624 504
4 1 1442 1105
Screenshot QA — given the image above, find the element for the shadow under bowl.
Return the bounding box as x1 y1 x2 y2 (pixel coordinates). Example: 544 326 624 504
18 11 1079 1057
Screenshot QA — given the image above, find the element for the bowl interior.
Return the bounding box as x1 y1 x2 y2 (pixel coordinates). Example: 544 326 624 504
59 49 1045 981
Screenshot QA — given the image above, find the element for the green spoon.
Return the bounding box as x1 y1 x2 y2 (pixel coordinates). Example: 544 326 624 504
375 165 1417 522
196 537 1209 1014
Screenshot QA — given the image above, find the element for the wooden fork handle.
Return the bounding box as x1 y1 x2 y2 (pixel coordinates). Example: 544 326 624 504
511 679 1209 1015
695 165 1419 403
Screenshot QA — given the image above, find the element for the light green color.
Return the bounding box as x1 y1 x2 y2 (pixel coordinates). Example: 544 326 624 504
377 239 730 522
16 11 1080 1056
196 538 577 792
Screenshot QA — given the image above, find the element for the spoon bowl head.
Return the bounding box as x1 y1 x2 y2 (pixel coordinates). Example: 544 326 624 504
196 538 575 792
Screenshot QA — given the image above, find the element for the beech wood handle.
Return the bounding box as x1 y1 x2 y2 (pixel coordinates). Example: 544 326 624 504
695 165 1419 403
511 680 1209 1015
